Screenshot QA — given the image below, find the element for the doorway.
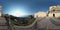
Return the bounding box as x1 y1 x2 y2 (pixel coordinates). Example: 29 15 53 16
53 13 55 17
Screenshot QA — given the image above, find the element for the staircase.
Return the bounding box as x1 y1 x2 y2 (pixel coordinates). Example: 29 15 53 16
0 17 8 30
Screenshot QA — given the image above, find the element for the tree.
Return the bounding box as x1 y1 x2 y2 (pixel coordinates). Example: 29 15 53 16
10 15 15 21
28 15 34 19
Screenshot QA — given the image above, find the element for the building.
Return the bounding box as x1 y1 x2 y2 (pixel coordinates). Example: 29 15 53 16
0 5 2 16
34 5 60 18
48 5 60 17
34 12 47 18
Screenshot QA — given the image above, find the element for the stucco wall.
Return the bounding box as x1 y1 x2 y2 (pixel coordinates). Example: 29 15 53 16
34 12 47 18
48 13 60 17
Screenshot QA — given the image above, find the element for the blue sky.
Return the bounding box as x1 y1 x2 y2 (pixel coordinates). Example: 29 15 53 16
0 0 60 17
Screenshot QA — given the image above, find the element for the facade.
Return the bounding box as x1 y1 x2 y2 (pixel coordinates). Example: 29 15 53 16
48 5 60 17
0 5 2 16
34 5 60 18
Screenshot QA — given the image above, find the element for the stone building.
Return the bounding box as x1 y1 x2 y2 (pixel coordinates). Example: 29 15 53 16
34 5 60 18
0 5 2 16
48 5 60 17
34 12 47 18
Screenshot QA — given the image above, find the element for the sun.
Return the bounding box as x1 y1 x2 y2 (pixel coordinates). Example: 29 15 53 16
9 8 27 17
13 11 23 17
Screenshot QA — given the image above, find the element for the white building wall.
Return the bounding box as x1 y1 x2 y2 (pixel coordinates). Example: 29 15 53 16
55 13 60 17
48 13 53 17
34 12 47 18
34 6 60 18
48 5 60 18
49 6 56 10
48 13 60 17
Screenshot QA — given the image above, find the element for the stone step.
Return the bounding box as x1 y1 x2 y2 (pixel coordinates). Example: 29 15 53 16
0 17 11 30
0 17 6 24
0 17 5 20
0 26 8 29
0 29 7 30
0 20 6 23
0 23 7 26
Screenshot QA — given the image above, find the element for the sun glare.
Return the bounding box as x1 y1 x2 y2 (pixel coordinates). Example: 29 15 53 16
13 11 23 17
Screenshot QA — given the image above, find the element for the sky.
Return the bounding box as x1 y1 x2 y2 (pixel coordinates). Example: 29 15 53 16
0 0 60 17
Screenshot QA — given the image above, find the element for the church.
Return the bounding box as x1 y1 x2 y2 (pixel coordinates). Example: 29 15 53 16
34 5 60 18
